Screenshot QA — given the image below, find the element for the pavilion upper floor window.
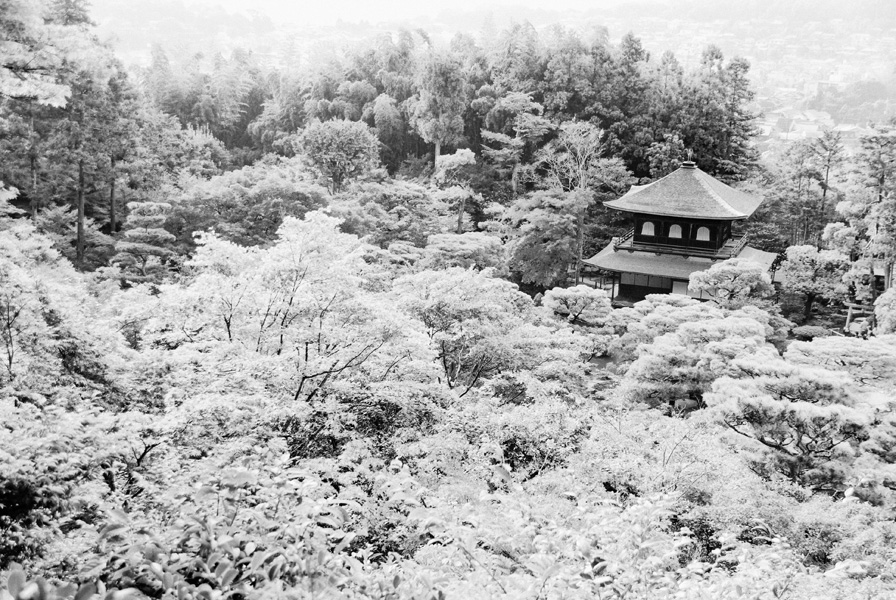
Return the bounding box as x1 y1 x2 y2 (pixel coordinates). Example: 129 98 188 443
668 224 682 238
696 226 710 241
641 221 655 236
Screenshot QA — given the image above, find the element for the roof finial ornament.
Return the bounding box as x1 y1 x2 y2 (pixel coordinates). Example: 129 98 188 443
687 148 693 161
682 149 695 169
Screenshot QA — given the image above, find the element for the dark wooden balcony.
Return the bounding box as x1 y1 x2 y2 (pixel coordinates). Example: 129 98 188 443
613 229 749 260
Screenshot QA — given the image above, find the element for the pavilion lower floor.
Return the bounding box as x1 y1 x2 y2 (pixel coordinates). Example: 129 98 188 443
608 272 712 305
584 241 778 307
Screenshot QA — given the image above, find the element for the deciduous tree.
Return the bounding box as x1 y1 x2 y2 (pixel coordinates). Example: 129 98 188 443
299 120 380 193
503 189 584 288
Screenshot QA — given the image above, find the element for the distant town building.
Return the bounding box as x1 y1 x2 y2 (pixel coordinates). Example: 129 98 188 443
585 161 777 306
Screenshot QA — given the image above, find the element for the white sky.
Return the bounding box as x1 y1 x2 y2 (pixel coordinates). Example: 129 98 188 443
183 0 631 25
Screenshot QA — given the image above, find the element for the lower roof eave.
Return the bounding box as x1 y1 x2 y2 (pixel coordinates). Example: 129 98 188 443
584 242 778 281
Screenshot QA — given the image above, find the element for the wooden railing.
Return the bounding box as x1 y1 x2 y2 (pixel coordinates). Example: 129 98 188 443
728 232 750 257
613 229 750 260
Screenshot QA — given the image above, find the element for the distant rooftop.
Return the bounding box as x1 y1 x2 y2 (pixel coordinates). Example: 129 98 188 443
604 162 764 221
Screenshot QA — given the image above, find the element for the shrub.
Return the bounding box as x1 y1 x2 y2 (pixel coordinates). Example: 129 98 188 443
792 325 833 341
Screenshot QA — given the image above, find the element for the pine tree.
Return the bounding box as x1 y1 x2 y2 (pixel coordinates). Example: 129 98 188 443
110 201 176 282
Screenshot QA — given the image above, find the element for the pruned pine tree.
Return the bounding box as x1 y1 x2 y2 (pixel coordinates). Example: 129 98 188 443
780 245 849 322
689 258 775 310
706 356 868 493
110 201 175 283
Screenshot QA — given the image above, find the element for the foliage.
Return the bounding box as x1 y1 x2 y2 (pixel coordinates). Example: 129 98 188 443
705 355 868 492
620 314 770 410
408 49 466 164
537 121 632 283
4 217 896 596
394 268 586 396
167 156 328 248
7 4 896 597
299 120 380 193
784 335 896 393
0 397 151 570
824 121 896 297
109 201 175 283
791 325 832 341
689 258 775 310
608 294 716 362
0 221 123 390
542 285 612 326
433 149 481 233
779 245 849 321
420 233 505 272
0 0 71 107
503 190 584 288
542 285 615 358
874 287 896 333
35 205 114 270
331 180 447 249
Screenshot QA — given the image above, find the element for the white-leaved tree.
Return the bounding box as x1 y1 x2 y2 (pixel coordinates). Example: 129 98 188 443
393 268 588 398
620 315 770 410
138 211 429 405
874 287 896 333
299 120 380 193
542 285 613 326
689 258 775 309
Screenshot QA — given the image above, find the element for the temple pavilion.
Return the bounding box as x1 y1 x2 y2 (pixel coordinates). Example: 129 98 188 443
584 160 777 305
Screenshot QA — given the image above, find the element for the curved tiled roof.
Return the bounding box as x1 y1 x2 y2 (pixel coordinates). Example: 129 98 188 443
584 243 717 279
604 162 763 220
584 243 777 279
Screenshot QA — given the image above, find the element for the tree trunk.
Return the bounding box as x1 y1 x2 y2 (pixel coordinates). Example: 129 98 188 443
575 207 585 285
817 176 829 249
870 264 879 304
456 193 466 234
803 291 816 323
30 155 38 220
109 158 116 233
511 161 519 197
76 159 85 268
434 140 441 169
29 113 38 220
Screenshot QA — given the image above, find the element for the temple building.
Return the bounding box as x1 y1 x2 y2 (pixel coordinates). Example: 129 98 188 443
584 161 777 305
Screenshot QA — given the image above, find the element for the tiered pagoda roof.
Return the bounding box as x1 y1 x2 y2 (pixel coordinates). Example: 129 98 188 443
604 161 762 220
